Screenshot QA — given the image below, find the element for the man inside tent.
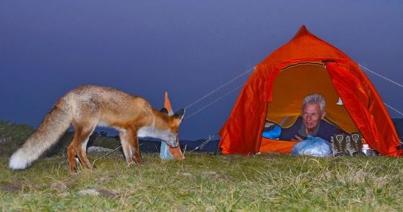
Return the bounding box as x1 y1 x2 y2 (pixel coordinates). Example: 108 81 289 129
279 93 344 142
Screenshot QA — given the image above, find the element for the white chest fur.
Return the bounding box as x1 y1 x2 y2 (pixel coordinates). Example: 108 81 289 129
137 126 178 147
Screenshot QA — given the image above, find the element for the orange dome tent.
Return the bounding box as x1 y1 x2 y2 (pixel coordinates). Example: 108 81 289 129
219 26 401 157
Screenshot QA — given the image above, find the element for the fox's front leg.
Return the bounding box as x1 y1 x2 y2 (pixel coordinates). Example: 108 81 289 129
119 130 135 165
119 128 142 165
129 129 142 164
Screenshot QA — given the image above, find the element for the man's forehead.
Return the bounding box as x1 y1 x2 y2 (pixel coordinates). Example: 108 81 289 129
303 103 321 112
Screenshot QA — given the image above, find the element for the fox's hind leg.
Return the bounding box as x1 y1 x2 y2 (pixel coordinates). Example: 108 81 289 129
77 126 96 169
67 123 96 172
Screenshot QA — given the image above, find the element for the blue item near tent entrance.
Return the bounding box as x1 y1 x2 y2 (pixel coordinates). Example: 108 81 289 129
291 136 332 157
160 141 174 160
262 124 282 139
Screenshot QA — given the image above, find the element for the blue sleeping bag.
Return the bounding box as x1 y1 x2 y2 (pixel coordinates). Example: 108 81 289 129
262 124 282 139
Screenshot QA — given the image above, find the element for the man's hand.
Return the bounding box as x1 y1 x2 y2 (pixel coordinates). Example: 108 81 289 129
292 135 304 142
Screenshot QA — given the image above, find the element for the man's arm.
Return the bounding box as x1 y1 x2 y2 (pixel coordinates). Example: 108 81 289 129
279 117 303 141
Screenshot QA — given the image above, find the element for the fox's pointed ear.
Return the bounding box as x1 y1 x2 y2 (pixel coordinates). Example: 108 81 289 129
173 108 185 122
160 107 169 114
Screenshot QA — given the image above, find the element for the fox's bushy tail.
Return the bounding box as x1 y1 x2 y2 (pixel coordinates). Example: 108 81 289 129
9 101 72 170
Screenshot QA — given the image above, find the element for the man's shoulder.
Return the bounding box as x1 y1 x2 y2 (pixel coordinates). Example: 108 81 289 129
320 119 341 132
317 119 343 141
279 117 302 140
281 116 303 129
294 116 303 125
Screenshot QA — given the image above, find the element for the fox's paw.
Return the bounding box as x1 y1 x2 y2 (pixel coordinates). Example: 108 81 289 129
68 158 80 174
127 161 138 167
133 155 143 165
9 150 30 170
127 159 142 167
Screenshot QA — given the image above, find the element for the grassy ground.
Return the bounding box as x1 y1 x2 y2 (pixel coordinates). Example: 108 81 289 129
0 153 402 211
0 121 402 211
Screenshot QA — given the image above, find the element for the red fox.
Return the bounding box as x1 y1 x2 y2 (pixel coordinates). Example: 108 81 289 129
9 85 185 173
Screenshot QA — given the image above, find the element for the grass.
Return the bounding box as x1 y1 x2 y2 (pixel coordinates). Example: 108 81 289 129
0 122 402 211
1 154 402 211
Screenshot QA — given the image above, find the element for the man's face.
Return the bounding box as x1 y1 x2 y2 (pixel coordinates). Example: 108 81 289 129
302 103 323 131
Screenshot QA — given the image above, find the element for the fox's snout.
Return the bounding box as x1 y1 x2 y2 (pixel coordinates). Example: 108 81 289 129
165 135 179 148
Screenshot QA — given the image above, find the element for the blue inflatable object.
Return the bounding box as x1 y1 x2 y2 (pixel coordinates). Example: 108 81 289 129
291 136 332 157
160 142 174 160
262 124 282 139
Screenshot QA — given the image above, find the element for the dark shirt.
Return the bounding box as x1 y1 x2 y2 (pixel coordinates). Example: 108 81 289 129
279 117 342 142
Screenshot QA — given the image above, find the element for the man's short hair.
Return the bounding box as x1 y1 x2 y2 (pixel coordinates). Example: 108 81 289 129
303 93 326 113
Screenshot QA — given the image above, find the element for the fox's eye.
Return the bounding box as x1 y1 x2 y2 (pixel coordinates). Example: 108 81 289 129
160 108 169 114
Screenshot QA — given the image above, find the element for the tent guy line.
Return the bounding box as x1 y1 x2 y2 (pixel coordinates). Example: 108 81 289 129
185 83 245 120
181 67 254 110
359 64 403 117
384 103 403 117
360 64 403 89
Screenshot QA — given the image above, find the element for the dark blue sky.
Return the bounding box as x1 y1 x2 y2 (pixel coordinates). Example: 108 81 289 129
1 1 402 139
